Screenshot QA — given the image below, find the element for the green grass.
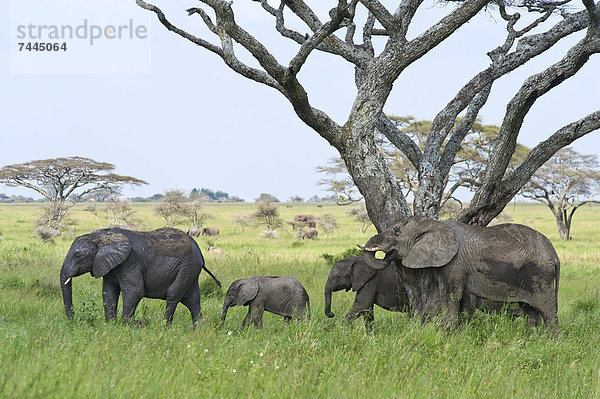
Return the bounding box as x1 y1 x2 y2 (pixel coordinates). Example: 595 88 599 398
1 202 600 398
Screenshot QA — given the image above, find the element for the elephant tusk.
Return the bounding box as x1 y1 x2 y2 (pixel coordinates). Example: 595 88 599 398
64 277 71 285
357 244 382 252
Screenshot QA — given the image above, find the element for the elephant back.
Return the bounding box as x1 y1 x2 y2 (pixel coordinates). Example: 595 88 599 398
142 228 193 257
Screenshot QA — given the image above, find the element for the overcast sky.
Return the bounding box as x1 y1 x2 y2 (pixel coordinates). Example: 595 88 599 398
2 0 599 202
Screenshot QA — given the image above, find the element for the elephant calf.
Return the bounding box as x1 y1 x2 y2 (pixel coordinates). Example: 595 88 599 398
222 276 310 329
325 256 409 330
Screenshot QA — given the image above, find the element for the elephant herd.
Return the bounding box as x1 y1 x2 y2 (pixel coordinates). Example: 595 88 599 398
60 216 560 333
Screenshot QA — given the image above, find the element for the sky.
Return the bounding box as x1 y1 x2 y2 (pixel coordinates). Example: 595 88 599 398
1 0 599 203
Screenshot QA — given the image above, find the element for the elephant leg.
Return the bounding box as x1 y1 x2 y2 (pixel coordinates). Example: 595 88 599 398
102 279 120 322
180 283 202 329
164 301 179 326
284 316 292 324
250 303 264 329
437 273 465 328
121 288 144 322
530 302 558 333
363 308 375 332
345 288 375 325
241 309 252 330
164 272 192 326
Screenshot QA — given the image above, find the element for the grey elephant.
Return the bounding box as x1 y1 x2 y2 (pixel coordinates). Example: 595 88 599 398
293 214 316 229
362 216 560 331
297 227 318 240
60 228 221 328
324 256 409 330
222 276 310 329
202 227 219 236
185 227 202 237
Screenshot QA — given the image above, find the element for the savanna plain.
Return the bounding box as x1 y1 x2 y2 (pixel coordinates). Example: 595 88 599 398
1 202 600 398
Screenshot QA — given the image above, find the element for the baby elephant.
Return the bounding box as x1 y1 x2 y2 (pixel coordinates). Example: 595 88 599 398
222 276 310 329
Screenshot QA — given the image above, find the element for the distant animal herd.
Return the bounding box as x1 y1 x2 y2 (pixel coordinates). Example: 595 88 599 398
60 214 560 334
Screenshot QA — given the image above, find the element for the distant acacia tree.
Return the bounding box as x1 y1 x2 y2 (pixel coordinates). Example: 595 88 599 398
255 193 279 203
318 214 339 238
316 157 363 205
186 196 213 229
253 200 283 230
0 157 147 230
85 196 142 229
233 213 253 233
346 206 373 234
153 190 212 228
522 147 600 240
153 190 190 227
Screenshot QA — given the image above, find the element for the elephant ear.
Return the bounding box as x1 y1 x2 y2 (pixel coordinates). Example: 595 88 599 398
351 260 377 292
92 232 132 278
236 279 259 306
403 220 458 269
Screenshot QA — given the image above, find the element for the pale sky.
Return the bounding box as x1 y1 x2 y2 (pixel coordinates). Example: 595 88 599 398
2 0 599 202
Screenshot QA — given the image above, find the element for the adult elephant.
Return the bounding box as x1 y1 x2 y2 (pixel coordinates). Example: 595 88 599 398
297 228 318 240
324 256 409 330
185 227 202 237
361 216 560 331
60 228 221 327
202 227 219 236
293 214 316 229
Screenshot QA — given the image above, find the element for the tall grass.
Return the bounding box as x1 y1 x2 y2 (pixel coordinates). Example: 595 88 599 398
1 202 599 398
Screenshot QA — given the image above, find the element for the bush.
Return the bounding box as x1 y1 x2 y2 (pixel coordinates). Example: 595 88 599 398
260 230 279 239
321 246 363 265
34 226 61 243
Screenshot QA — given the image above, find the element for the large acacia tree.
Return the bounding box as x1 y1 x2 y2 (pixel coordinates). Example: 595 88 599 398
0 157 147 228
137 0 600 231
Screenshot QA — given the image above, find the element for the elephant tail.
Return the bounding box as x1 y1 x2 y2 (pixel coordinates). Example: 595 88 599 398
554 258 560 312
189 235 222 287
202 264 222 287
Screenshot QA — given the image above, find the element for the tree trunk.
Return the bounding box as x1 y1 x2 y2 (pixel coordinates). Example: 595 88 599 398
556 218 571 240
338 78 413 232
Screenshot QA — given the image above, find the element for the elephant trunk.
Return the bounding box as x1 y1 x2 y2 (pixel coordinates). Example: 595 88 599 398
362 235 391 271
60 263 75 320
324 280 335 318
221 301 231 322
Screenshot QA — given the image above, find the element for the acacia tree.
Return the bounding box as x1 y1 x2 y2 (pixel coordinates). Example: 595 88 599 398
0 157 147 229
137 0 600 231
522 147 600 240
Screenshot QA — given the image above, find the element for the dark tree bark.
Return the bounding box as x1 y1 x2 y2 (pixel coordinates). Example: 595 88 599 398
136 0 600 231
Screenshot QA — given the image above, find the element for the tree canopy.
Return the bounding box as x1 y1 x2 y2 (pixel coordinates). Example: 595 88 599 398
137 0 600 231
0 157 147 204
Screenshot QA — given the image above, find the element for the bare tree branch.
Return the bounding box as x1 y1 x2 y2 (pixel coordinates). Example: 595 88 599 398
506 110 600 192
359 0 396 33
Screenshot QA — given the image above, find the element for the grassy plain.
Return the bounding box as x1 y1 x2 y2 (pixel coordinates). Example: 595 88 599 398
0 202 599 398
